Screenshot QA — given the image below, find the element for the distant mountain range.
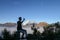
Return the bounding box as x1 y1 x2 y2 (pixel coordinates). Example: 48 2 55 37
0 23 16 27
37 22 48 27
23 20 37 27
0 20 48 27
23 20 48 27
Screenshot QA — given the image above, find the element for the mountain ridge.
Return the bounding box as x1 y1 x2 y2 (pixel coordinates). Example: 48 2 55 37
0 21 48 27
0 23 16 27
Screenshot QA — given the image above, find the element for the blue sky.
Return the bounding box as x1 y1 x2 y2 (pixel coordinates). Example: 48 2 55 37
0 0 60 23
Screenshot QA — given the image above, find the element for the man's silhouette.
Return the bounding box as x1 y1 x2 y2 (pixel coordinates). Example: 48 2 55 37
17 17 27 38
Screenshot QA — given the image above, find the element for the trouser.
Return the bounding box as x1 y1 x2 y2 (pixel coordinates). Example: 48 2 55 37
17 29 27 38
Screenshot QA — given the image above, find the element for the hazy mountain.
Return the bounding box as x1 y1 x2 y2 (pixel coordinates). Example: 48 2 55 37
0 24 4 26
37 22 48 27
23 21 48 27
0 21 48 27
0 20 36 27
0 23 16 27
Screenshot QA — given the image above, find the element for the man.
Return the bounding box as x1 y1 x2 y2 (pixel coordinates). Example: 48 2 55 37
17 17 27 38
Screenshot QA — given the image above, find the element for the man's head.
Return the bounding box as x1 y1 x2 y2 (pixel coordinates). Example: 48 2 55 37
19 17 22 21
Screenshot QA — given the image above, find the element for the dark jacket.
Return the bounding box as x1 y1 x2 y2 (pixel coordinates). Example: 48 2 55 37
17 21 22 30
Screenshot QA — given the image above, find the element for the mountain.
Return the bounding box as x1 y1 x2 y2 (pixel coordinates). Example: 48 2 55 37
23 21 48 27
0 23 16 27
4 23 17 27
0 24 4 26
37 22 48 27
0 20 36 27
0 21 48 27
22 20 49 27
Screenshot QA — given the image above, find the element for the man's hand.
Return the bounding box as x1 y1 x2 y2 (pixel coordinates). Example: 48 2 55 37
22 18 25 23
23 18 25 21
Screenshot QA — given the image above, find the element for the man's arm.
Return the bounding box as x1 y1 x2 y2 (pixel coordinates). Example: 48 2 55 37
22 18 25 23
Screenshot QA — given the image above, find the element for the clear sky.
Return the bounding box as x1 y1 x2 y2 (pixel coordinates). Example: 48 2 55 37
0 0 60 23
